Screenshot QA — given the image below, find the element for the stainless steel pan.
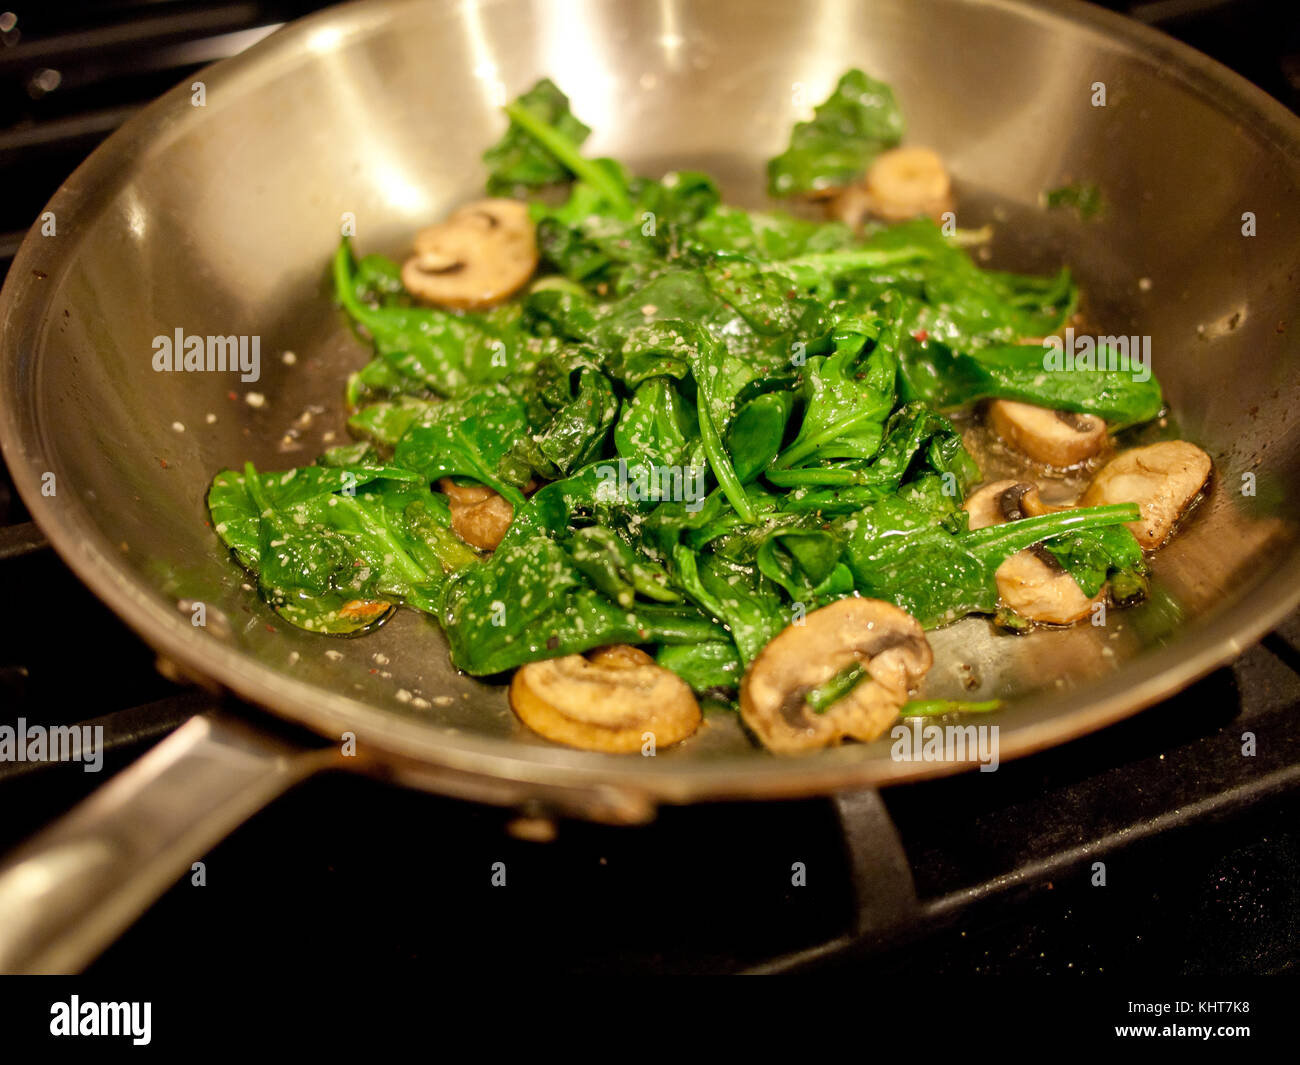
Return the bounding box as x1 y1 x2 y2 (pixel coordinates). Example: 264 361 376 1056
1 0 1299 972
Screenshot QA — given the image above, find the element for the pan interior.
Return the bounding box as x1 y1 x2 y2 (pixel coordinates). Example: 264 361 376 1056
3 0 1299 791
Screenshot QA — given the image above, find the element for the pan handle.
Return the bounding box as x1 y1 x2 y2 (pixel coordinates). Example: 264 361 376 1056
0 709 335 974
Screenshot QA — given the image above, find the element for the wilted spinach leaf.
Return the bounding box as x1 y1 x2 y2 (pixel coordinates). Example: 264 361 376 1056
767 69 905 197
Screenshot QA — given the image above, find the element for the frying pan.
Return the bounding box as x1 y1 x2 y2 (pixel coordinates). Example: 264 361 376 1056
1 0 1298 973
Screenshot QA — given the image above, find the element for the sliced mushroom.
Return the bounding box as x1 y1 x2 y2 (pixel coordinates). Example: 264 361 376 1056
962 478 1053 531
401 198 538 310
867 146 953 222
988 399 1107 467
828 147 953 228
438 477 514 551
739 598 932 754
963 480 1102 625
439 478 498 508
991 552 1100 625
1080 441 1212 549
509 645 701 753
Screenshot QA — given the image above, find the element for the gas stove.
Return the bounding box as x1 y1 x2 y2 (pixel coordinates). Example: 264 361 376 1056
0 0 1297 980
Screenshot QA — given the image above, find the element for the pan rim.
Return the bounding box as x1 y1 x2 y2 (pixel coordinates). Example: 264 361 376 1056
3 0 1300 806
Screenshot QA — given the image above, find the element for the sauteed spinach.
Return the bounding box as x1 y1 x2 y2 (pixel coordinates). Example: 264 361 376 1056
208 73 1160 701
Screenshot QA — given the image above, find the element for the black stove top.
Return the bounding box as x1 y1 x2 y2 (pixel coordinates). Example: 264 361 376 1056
1 0 1298 984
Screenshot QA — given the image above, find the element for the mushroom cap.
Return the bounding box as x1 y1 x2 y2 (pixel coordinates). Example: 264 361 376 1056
401 198 538 310
1080 440 1212 549
963 480 1103 624
988 399 1107 468
439 477 498 507
963 479 1051 531
994 551 1100 624
739 597 932 754
509 646 702 753
438 477 514 551
862 146 953 223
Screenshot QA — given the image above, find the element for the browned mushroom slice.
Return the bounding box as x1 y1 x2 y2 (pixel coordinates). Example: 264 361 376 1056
438 478 498 508
963 480 1102 625
739 598 932 755
509 645 701 753
988 399 1107 467
437 477 514 551
400 198 538 310
1080 441 1213 549
864 146 953 223
828 147 953 229
992 552 1100 625
962 478 1053 531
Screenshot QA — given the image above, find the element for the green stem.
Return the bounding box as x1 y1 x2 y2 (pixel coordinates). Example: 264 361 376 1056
333 239 378 327
807 661 870 713
765 467 880 487
631 603 731 644
901 698 1002 716
503 101 631 214
964 504 1141 565
696 400 755 524
773 406 881 469
774 246 928 275
242 461 271 514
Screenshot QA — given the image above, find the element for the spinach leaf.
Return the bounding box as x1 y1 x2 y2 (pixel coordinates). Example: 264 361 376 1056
615 377 702 469
531 170 720 285
210 463 476 635
482 78 593 194
440 536 725 675
726 392 793 483
566 525 681 607
503 350 619 482
773 317 897 469
487 80 632 214
392 386 529 505
755 527 853 603
898 333 1163 428
670 549 788 664
208 463 422 569
348 397 439 447
655 641 743 695
843 494 1142 627
688 206 857 259
768 69 905 197
770 402 977 505
1042 524 1146 599
333 240 532 397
